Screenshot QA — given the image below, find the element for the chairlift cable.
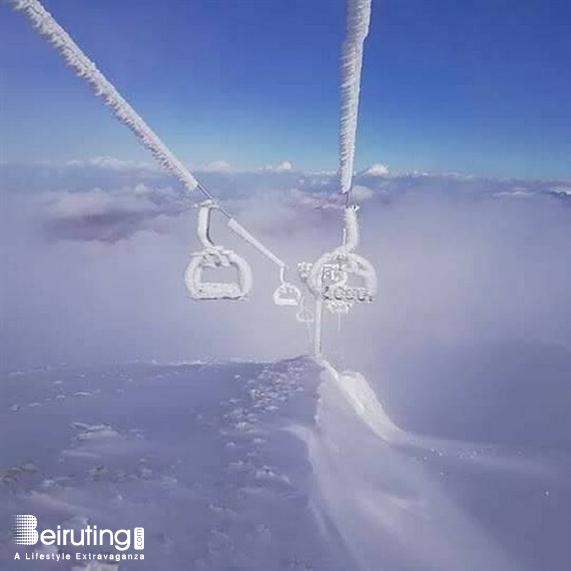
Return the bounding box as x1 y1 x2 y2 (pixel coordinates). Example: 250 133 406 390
339 0 372 200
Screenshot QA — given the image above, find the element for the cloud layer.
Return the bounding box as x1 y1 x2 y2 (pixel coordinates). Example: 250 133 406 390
41 184 191 242
2 159 568 243
1 159 570 388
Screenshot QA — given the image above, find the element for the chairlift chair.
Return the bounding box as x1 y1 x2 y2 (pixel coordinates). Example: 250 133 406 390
185 201 253 301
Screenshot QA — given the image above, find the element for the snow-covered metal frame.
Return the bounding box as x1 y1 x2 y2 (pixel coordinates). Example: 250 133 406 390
185 202 253 300
273 268 302 307
305 207 377 309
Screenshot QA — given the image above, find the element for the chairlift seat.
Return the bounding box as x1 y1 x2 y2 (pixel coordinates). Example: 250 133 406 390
272 282 302 306
185 247 252 301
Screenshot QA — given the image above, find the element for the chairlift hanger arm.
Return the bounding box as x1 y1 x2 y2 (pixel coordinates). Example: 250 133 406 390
193 200 287 271
227 218 287 270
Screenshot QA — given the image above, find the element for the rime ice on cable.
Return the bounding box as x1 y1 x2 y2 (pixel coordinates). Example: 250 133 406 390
339 0 372 196
11 0 200 193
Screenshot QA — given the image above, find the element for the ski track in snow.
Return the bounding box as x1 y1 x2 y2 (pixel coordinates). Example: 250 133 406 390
1 358 569 571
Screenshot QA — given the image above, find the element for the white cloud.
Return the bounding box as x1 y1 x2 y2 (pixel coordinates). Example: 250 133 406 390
494 190 535 199
65 156 159 171
361 163 390 176
45 187 151 219
41 184 188 242
550 186 571 197
200 161 234 173
350 185 374 202
275 161 293 172
257 161 294 173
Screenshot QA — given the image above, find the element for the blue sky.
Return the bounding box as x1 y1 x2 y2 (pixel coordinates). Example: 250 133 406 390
0 0 570 178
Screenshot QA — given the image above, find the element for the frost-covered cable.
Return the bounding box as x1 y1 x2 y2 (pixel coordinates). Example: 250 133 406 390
10 0 200 193
339 0 372 196
10 0 287 269
228 219 286 269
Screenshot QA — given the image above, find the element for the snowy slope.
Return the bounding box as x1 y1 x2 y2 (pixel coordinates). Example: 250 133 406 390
1 358 570 571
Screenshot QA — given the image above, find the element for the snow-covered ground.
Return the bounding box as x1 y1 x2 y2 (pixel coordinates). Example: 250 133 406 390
1 357 569 571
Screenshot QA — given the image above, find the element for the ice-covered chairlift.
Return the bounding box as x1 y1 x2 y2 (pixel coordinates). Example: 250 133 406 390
295 295 314 323
185 201 253 300
272 267 302 307
11 0 376 356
